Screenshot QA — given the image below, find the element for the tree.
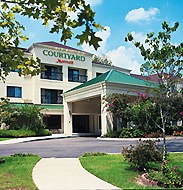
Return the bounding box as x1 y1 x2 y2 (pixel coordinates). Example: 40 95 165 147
93 55 112 65
0 98 17 128
0 0 103 80
125 21 183 160
102 94 130 128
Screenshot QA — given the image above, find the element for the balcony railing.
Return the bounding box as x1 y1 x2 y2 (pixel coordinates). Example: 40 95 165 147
41 71 63 81
41 95 63 104
68 74 87 83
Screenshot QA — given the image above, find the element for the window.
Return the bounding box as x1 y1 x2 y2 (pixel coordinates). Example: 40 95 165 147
7 86 22 98
41 89 63 104
41 65 63 81
68 69 79 82
68 68 87 83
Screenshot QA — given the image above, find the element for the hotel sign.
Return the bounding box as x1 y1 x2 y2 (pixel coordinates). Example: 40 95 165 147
42 49 86 64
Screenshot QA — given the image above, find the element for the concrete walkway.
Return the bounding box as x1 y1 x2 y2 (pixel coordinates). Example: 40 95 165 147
33 158 121 190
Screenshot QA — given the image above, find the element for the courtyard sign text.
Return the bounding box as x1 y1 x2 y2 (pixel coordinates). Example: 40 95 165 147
43 50 86 62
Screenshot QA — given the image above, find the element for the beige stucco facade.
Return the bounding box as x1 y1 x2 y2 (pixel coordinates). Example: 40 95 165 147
0 42 136 136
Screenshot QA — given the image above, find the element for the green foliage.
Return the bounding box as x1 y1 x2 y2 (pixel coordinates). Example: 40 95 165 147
0 99 47 133
92 55 112 65
103 94 130 127
166 125 183 135
103 92 183 140
13 104 46 133
0 98 17 127
125 21 183 160
148 161 183 188
35 129 51 136
0 3 41 81
0 0 103 80
173 131 183 137
103 129 120 138
119 127 144 138
10 153 36 157
0 129 36 138
121 139 163 171
0 129 51 137
82 152 107 157
103 127 144 138
129 98 160 134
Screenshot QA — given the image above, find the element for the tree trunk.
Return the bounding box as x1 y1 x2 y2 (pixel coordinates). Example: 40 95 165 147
160 107 166 161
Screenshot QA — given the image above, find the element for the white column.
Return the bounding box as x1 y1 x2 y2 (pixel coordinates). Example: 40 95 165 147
101 109 113 136
64 100 73 135
100 84 114 136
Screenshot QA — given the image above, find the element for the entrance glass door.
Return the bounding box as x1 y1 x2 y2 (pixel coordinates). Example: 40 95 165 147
73 115 89 133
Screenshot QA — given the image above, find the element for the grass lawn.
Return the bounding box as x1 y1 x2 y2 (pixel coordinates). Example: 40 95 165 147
0 154 41 190
0 138 13 141
80 153 183 189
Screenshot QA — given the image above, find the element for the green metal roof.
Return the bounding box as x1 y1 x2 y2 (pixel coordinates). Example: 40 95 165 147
66 69 156 93
12 103 63 110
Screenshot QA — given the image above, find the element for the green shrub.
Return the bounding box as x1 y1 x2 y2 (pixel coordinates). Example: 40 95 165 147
0 129 36 138
0 129 51 138
82 152 107 157
166 125 183 135
148 161 183 188
10 153 36 157
119 127 144 138
35 129 52 136
173 131 183 136
103 130 120 138
13 104 46 132
121 139 163 171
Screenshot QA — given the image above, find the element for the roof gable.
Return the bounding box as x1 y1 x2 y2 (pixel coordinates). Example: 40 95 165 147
32 41 91 55
65 69 156 93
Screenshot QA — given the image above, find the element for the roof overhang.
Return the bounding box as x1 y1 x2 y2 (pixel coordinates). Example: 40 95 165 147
28 43 93 56
64 81 155 103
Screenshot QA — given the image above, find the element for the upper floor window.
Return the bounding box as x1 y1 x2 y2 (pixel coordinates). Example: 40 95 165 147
68 68 87 83
7 86 22 98
41 65 63 81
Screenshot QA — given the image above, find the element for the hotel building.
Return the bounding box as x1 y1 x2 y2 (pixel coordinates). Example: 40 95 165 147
0 41 155 136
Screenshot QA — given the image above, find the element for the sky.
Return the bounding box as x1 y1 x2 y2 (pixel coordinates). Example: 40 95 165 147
18 0 183 74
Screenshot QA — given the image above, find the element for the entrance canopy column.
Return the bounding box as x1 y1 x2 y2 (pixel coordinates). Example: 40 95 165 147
101 85 114 136
64 101 73 135
101 101 114 136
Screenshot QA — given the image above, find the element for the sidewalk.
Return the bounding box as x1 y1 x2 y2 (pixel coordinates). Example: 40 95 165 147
33 158 121 190
0 134 72 145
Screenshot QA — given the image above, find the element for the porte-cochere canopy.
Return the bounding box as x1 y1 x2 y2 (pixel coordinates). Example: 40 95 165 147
63 69 156 136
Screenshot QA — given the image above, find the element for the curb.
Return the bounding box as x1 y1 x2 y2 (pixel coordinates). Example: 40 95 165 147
0 135 76 145
97 136 183 141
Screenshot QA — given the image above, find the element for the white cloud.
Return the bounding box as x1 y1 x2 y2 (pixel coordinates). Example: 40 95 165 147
82 26 111 55
125 7 159 22
106 46 142 74
82 28 144 74
85 0 103 7
131 31 146 44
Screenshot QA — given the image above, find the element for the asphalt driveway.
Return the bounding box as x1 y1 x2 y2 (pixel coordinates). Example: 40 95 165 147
0 137 183 158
